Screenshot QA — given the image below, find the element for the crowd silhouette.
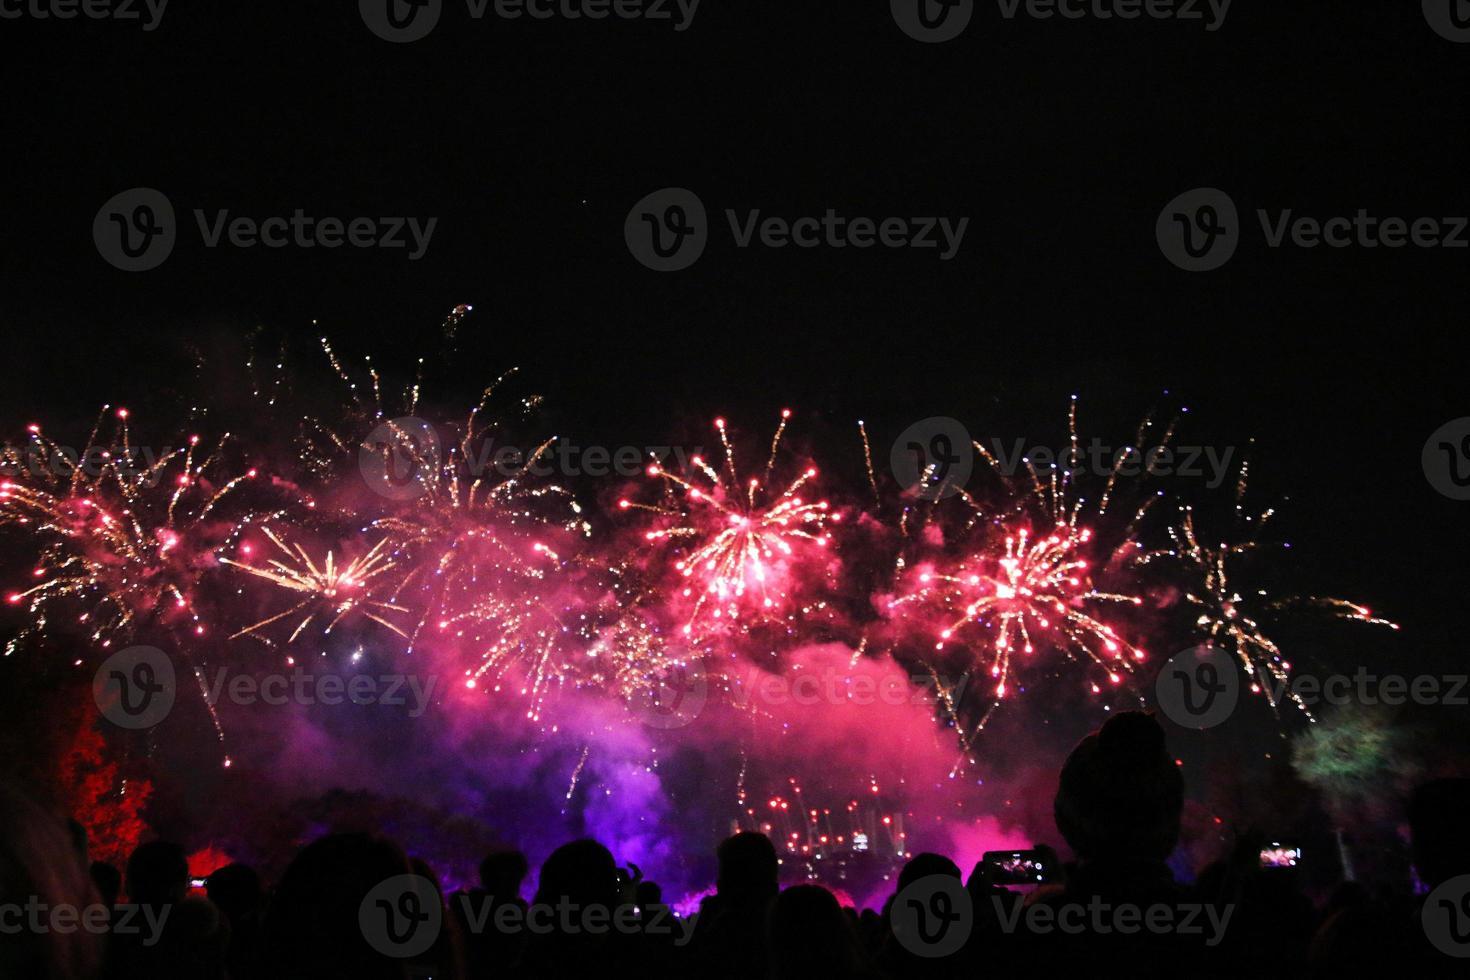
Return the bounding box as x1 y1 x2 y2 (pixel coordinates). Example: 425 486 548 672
5 712 1467 979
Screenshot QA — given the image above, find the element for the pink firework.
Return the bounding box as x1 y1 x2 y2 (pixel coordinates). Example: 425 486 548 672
620 412 836 637
898 522 1146 700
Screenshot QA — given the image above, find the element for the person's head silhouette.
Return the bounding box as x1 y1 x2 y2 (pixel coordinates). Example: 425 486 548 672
1054 710 1183 863
716 831 779 904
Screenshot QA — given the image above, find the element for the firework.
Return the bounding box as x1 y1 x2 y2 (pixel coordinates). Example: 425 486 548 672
888 398 1157 704
0 408 261 651
899 523 1147 701
1142 500 1397 719
621 412 836 638
290 331 601 717
221 527 410 644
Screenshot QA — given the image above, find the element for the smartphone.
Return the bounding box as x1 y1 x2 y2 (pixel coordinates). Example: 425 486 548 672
982 849 1052 885
1258 842 1302 869
189 877 208 889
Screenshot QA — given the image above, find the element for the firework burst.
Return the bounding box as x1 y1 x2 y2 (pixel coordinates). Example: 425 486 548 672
1143 496 1397 719
0 408 262 651
887 398 1160 705
900 523 1147 701
221 528 410 644
620 412 836 638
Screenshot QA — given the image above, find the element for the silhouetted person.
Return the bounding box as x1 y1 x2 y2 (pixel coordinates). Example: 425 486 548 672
688 832 780 979
1028 711 1219 976
768 885 873 980
0 784 105 980
516 839 638 979
879 852 968 978
455 849 530 977
110 841 227 980
480 850 530 902
262 832 431 980
205 864 264 980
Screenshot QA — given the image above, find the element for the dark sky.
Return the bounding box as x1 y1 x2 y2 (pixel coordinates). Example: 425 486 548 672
2 1 1466 672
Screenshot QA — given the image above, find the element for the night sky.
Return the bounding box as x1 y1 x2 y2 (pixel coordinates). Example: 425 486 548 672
3 1 1466 677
